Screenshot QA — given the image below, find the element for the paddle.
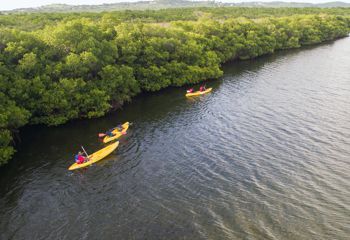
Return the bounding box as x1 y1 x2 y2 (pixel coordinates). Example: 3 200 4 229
81 146 90 161
98 133 106 138
98 130 114 138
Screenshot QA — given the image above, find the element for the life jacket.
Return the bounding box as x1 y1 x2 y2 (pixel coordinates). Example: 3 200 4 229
106 131 114 137
75 155 85 164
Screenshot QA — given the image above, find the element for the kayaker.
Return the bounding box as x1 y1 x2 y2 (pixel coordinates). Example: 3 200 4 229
199 85 206 92
75 151 87 164
105 128 116 137
116 124 123 131
187 88 194 93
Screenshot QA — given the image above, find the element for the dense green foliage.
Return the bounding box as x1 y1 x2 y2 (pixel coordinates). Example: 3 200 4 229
0 7 349 165
1 7 350 31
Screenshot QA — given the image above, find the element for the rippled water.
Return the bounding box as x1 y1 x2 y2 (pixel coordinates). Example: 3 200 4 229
1 37 350 240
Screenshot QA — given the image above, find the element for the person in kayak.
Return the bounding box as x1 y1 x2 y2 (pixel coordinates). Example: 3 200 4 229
187 88 194 93
100 124 125 138
105 128 116 137
116 124 123 131
75 151 88 164
199 85 206 92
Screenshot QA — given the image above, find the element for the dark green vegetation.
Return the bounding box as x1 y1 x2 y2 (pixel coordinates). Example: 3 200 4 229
0 7 350 166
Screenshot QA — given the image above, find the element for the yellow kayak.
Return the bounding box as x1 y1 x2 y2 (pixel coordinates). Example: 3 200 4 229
103 122 129 143
68 142 119 170
186 88 212 97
